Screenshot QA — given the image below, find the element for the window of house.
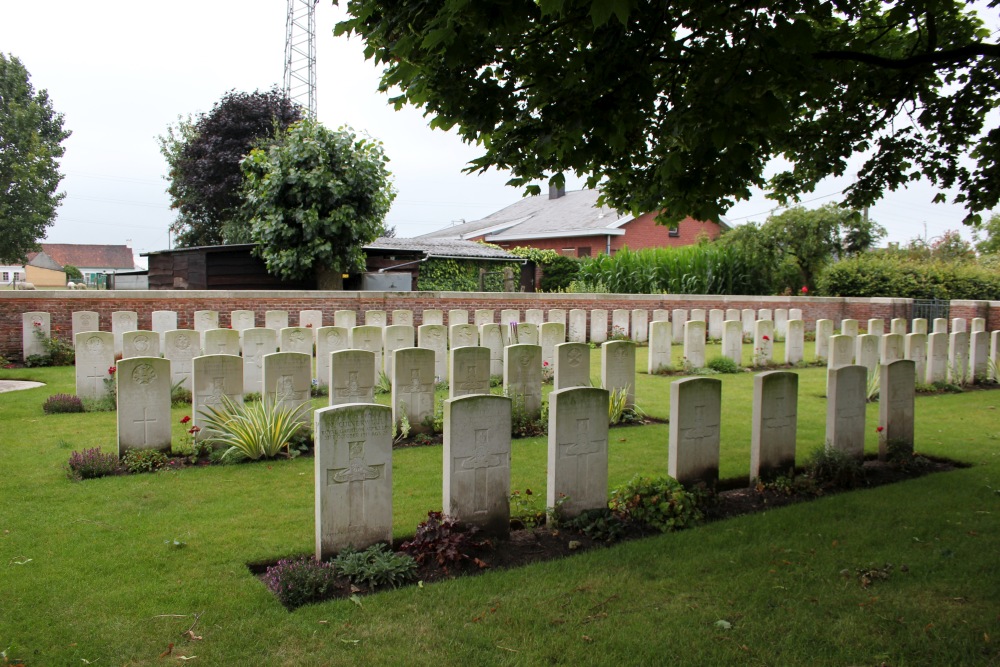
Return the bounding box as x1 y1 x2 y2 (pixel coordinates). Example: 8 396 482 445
12 272 20 280
1 272 8 281
668 223 680 237
578 247 591 257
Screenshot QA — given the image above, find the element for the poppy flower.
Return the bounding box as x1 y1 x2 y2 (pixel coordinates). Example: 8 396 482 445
762 335 770 341
108 366 117 375
180 415 191 424
801 285 809 294
188 426 201 434
876 426 884 433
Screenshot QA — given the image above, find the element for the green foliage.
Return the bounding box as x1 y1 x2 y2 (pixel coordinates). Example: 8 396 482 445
197 395 307 461
42 393 84 414
242 119 395 284
805 446 865 489
539 254 581 292
608 475 704 532
263 557 338 610
564 507 630 543
817 253 1000 299
509 247 560 265
336 1 998 225
332 544 417 590
121 449 168 474
24 327 74 367
973 212 1000 255
417 256 518 292
508 488 546 529
706 356 740 374
608 386 644 425
0 53 71 263
401 511 488 571
62 264 82 281
374 371 391 395
65 448 121 481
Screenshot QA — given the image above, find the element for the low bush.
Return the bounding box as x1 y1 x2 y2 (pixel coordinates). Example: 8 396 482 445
608 474 704 532
332 544 417 590
706 356 741 374
263 557 338 609
804 446 865 488
43 393 85 414
817 254 1000 299
66 448 122 480
198 395 307 461
401 511 489 572
121 449 168 474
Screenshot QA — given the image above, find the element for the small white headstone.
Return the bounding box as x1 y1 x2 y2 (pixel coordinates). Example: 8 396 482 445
329 349 376 406
203 328 240 356
568 309 587 343
230 310 255 333
878 360 915 460
867 318 885 336
601 340 636 407
785 320 805 365
525 309 544 326
418 324 449 382
683 320 707 370
422 309 444 326
500 309 520 327
117 356 172 454
263 351 313 427
992 331 1000 382
708 309 724 340
365 310 387 328
753 320 774 367
721 320 742 366
334 310 357 329
392 347 436 432
478 323 504 377
474 309 494 327
750 371 798 482
611 309 630 339
890 318 907 335
451 323 480 349
449 346 491 398
547 387 610 519
516 322 539 346
316 326 349 387
690 308 706 323
970 330 989 382
122 330 161 359
192 354 243 440
774 309 789 341
548 309 567 326
631 309 648 343
949 331 970 384
194 310 219 332
241 328 277 394
503 344 543 419
75 331 115 400
952 318 967 334
757 308 772 322
111 311 138 356
280 327 314 358
826 365 866 459
905 333 928 382
164 330 201 389
912 318 928 335
265 310 289 331
351 326 384 373
669 377 722 486
300 310 324 336
540 322 566 371
932 318 948 334
789 308 803 321
647 320 672 374
725 308 740 322
72 310 100 340
828 334 854 369
152 310 178 347
855 334 880 375
971 317 986 333
383 325 416 378
652 309 670 323
671 309 688 343
555 342 591 389
741 309 756 337
841 319 859 338
391 310 413 327
815 319 834 362
925 332 948 384
590 309 609 344
448 309 469 327
22 312 50 360
880 333 905 364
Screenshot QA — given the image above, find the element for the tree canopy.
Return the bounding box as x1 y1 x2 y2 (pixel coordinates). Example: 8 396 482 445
337 0 999 225
158 88 302 248
241 120 395 288
0 53 70 263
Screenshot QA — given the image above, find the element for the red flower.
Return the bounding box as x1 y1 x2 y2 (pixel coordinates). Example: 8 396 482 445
107 366 116 375
32 321 41 327
876 426 884 433
180 415 191 424
188 426 201 434
801 285 809 294
762 335 770 341
306 323 313 328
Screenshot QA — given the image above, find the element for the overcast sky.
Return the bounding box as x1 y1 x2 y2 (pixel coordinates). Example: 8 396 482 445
1 1 995 267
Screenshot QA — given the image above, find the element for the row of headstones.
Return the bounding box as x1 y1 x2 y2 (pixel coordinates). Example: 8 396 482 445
313 360 917 557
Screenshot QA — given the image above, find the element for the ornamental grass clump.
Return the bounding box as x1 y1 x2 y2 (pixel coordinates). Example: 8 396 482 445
43 393 84 414
197 395 307 461
65 448 122 480
263 557 338 610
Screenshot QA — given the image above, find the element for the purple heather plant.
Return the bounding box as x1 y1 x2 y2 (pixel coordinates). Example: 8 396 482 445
263 557 338 609
43 393 85 414
65 448 122 480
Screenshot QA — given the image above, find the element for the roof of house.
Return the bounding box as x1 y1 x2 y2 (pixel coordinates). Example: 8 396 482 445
39 244 136 270
417 189 632 242
365 237 516 260
25 251 63 272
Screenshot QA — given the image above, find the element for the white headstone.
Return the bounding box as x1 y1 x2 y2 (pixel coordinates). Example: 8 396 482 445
785 319 805 365
265 310 289 331
548 309 567 326
971 317 986 333
203 329 240 356
683 320 707 370
280 327 314 357
601 340 636 407
992 331 1000 382
828 334 854 369
925 332 948 384
721 320 742 366
753 319 774 367
970 330 989 382
122 330 160 359
890 318 907 335
334 310 356 329
540 322 566 371
708 309 724 340
855 334 880 375
932 318 948 334
590 309 609 344
825 365 866 459
22 312 50 360
75 331 115 400
194 310 219 332
631 309 648 343
72 310 100 340
448 309 469 327
314 404 393 558
503 344 543 419
516 322 539 346
479 323 504 377
757 308 772 322
329 349 376 406
690 308 706 323
164 330 201 390
449 346 491 398
867 318 885 336
422 309 444 326
841 319 859 338
263 351 313 427
230 310 255 333
525 309 544 326
880 333 905 364
725 308 740 323
152 310 178 347
383 325 416 377
351 326 384 374
789 308 803 321
300 310 324 336
500 309 520 327
671 309 688 343
316 326 349 387
911 318 928 335
905 333 928 383
547 387 610 519
192 354 243 440
418 324 449 382
878 360 915 460
774 309 789 341
241 328 277 394
949 331 970 384
555 342 591 389
391 310 413 327
111 311 138 356
568 309 588 343
952 317 967 334
750 371 798 482
741 309 756 337
444 394 512 536
392 347 436 433
669 377 722 486
815 319 834 362
450 323 479 349
365 310 387 328
474 309 494 327
652 309 670 323
647 320 672 374
117 356 172 454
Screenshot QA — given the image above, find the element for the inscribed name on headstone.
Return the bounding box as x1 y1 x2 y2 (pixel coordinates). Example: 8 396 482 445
932 318 948 334
568 309 587 343
631 309 648 343
890 318 907 335
241 328 277 394
785 319 805 365
329 349 376 406
867 318 885 336
449 346 491 398
444 395 512 536
815 319 834 362
334 310 356 329
741 309 756 337
117 356 171 454
391 347 436 433
683 320 707 370
164 330 201 389
503 344 543 419
422 309 444 326
351 326 384 374
516 322 539 346
905 333 928 382
601 340 636 407
590 309 609 344
192 354 243 440
122 330 160 359
708 309 724 340
774 309 789 341
548 309 567 326
556 342 591 389
525 309 544 326
970 330 989 382
314 404 392 558
263 351 313 427
669 377 722 486
479 323 504 376
72 310 100 340
203 328 240 356
828 334 854 369
841 319 859 338
750 371 798 482
721 320 742 366
194 310 219 332
75 331 115 400
22 312 50 360
949 331 970 384
825 365 866 459
111 311 138 356
880 333 904 364
753 319 774 367
265 310 289 331
671 309 688 343
474 309 494 327
391 310 413 327
230 310 255 333
547 387 610 519
316 326 349 388
383 325 416 378
152 310 178 347
911 318 928 335
647 320 672 374
855 334 880 375
540 322 566 371
449 309 470 326
450 323 479 350
365 310 387 328
878 360 915 460
419 324 449 381
925 332 948 384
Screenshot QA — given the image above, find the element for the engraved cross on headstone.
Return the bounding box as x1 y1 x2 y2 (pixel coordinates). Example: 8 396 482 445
681 405 718 447
763 395 794 433
328 439 384 530
559 418 604 482
459 361 480 391
132 407 158 445
87 366 106 394
456 429 502 514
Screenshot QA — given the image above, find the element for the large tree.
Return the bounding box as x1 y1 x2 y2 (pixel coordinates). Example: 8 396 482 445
159 87 301 248
337 0 998 225
241 120 395 288
0 53 70 263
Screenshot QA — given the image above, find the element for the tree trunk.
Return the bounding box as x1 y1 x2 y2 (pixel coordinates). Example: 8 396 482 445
316 267 344 291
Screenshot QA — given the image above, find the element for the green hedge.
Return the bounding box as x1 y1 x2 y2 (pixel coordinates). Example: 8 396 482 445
416 258 518 292
817 255 1000 299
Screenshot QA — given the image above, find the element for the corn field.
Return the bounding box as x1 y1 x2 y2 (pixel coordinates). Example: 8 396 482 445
576 245 773 295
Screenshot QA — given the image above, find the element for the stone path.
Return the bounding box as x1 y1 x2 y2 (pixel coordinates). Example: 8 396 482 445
0 380 45 393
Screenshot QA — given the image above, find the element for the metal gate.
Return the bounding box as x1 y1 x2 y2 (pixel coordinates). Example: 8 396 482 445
911 299 949 322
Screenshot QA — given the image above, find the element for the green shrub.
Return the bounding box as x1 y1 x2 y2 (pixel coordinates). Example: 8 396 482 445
565 507 630 542
608 474 704 532
416 256 519 292
23 328 75 367
263 557 338 609
817 254 1000 299
401 511 488 572
539 254 581 292
332 544 417 590
198 395 307 461
804 446 865 488
66 448 122 480
121 449 168 474
706 356 741 373
43 393 85 414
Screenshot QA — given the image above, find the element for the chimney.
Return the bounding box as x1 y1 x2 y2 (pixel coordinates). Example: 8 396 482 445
548 183 566 200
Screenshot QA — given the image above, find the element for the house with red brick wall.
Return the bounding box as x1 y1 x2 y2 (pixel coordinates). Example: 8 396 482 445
417 187 729 257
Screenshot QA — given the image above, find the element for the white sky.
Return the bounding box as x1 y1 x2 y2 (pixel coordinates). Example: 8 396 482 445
1 1 994 267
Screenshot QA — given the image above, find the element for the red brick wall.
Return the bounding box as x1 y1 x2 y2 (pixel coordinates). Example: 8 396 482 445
2 290 991 359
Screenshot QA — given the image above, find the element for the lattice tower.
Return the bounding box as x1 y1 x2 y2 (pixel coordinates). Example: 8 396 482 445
283 0 318 117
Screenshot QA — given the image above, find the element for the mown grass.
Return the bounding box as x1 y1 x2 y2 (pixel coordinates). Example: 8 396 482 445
1 346 998 666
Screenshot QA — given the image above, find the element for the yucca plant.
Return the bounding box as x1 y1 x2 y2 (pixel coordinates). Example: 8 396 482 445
198 395 307 461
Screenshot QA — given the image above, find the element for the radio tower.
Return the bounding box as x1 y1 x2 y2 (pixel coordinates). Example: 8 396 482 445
283 0 318 117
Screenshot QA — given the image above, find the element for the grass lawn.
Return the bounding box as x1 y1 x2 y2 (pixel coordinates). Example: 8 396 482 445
1 343 999 665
